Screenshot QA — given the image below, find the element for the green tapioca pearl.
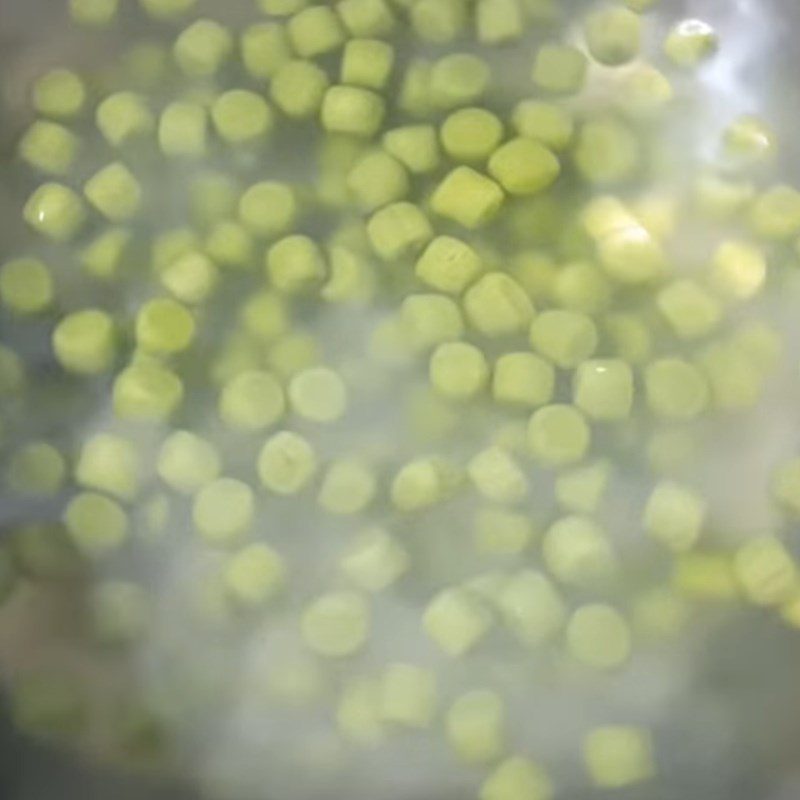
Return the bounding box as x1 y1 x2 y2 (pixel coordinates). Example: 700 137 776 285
53 309 115 374
543 515 616 587
383 125 441 174
90 581 149 645
445 689 506 764
618 64 674 119
664 19 718 67
657 279 721 340
151 228 198 273
474 507 535 555
335 0 395 37
380 662 437 729
340 527 408 592
493 352 555 408
289 366 347 422
709 240 766 301
512 100 573 151
268 331 321 378
476 0 525 44
584 6 641 66
584 726 655 789
193 478 254 546
0 345 24 395
488 137 560 197
390 457 458 512
429 54 491 110
423 587 491 656
174 19 233 77
431 167 504 230
528 404 591 467
205 222 254 268
191 173 240 221
321 86 386 138
84 162 142 222
324 245 376 304
219 370 285 431
749 185 800 240
468 446 527 504
604 313 652 364
732 321 782 374
0 258 53 315
367 202 433 260
157 430 220 494
440 107 503 164
241 23 291 81
32 69 86 119
70 0 119 26
532 43 587 94
644 358 709 420
24 183 85 242
64 491 128 558
463 273 534 337
567 603 631 669
735 537 797 606
112 360 184 421
552 261 612 314
287 5 345 57
415 236 482 295
529 309 598 368
223 543 286 608
257 0 307 14
400 294 464 351
410 0 467 43
700 341 765 411
267 235 327 294
574 117 640 185
211 91 273 144
399 59 434 118
722 115 777 168
430 342 489 401
271 60 330 119
694 171 755 219
239 181 297 239
96 92 153 146
480 757 553 800
318 459 377 515
556 460 610 514
496 569 565 645
75 433 139 500
643 480 706 552
573 359 634 421
772 458 800 518
511 251 557 300
337 677 384 745
161 251 218 304
118 42 170 90
139 0 196 18
599 229 666 287
257 431 317 494
346 150 410 212
18 121 79 175
341 39 394 89
239 291 290 343
158 102 207 157
302 591 370 657
6 442 65 496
